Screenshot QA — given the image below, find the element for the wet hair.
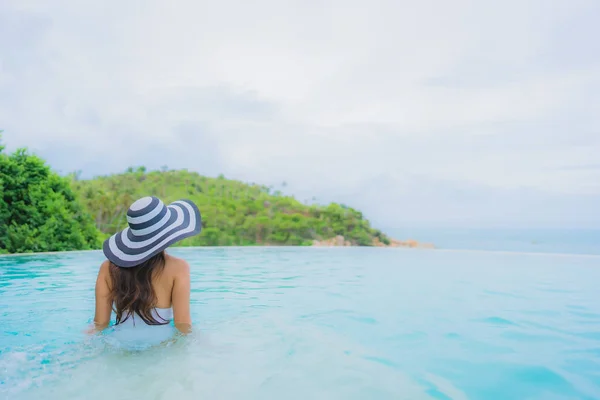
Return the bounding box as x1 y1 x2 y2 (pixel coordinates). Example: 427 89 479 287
108 251 169 325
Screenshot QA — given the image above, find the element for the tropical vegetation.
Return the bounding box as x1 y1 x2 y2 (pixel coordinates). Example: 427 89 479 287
0 136 392 253
0 142 100 253
71 167 392 247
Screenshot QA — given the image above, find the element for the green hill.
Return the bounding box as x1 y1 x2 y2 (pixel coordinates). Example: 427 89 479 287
0 133 396 253
70 167 393 247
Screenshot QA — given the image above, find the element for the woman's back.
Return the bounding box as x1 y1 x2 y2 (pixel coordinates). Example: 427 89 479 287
90 196 201 337
93 251 192 334
145 252 187 310
144 252 191 332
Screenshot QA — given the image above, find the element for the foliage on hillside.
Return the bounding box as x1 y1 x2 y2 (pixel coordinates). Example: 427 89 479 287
0 144 101 254
71 167 392 247
0 133 392 253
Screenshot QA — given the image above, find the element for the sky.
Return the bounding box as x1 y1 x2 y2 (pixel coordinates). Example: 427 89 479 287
1 0 599 231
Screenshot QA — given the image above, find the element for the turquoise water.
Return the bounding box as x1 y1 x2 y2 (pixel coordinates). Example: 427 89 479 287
390 228 600 255
1 247 600 399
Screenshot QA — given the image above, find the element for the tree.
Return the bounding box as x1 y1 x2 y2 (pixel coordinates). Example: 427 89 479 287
0 146 101 253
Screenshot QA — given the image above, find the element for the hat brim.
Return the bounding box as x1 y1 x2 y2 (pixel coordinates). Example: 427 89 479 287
102 199 202 267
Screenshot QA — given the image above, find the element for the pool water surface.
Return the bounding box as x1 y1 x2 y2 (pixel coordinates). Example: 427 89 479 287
1 247 600 399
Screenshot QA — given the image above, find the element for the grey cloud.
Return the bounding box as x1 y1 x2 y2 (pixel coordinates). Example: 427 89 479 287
37 121 225 179
332 173 600 230
555 164 600 171
0 6 52 72
421 0 600 90
16 86 268 178
1 0 600 228
146 86 278 121
541 1 600 70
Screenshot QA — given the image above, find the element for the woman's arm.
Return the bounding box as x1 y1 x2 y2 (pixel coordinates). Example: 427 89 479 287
172 259 192 334
90 261 112 332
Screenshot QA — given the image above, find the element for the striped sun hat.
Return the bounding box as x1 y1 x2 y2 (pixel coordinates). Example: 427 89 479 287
103 196 202 267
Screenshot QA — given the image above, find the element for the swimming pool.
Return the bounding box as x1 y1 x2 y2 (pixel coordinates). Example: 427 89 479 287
1 247 600 399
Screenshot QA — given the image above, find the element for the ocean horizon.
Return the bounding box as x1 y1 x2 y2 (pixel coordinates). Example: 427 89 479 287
387 227 600 256
1 228 599 259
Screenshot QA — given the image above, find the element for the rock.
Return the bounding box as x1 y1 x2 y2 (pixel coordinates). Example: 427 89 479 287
386 238 435 249
312 235 352 247
372 237 386 247
312 235 434 249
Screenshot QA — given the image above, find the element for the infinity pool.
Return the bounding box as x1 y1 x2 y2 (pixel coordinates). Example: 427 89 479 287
1 247 600 399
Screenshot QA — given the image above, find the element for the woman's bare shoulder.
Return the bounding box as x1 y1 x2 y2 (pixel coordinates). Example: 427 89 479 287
98 260 111 280
164 253 190 276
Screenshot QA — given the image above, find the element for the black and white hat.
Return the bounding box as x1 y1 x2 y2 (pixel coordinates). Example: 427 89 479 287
103 196 202 267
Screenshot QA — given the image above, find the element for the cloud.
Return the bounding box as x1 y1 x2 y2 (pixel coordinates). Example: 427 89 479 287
1 0 599 228
557 164 600 171
335 173 600 230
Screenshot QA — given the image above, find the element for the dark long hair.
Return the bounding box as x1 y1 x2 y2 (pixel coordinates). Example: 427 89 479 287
108 251 169 325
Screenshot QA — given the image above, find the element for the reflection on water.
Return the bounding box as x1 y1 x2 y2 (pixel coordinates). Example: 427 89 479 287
1 248 600 399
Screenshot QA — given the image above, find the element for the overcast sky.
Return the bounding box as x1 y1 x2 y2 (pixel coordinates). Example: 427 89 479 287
1 0 599 230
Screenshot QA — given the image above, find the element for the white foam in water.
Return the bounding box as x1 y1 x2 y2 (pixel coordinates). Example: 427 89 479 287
101 322 178 351
9 315 427 400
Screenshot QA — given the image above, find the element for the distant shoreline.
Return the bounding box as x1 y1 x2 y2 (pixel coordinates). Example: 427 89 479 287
0 241 436 258
0 235 436 257
311 235 435 249
3 245 600 259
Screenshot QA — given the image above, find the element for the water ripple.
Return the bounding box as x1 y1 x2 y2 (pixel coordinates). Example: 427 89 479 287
475 316 519 326
1 248 600 399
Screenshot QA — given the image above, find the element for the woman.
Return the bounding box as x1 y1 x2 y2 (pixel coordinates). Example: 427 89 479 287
90 196 202 336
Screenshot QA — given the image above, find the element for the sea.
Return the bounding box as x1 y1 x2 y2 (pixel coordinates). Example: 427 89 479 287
390 227 600 256
0 229 599 399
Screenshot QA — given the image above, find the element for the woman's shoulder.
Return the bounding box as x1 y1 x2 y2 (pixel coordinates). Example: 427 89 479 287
164 253 190 276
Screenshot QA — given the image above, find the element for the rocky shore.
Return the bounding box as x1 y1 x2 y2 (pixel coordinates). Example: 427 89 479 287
312 235 434 249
